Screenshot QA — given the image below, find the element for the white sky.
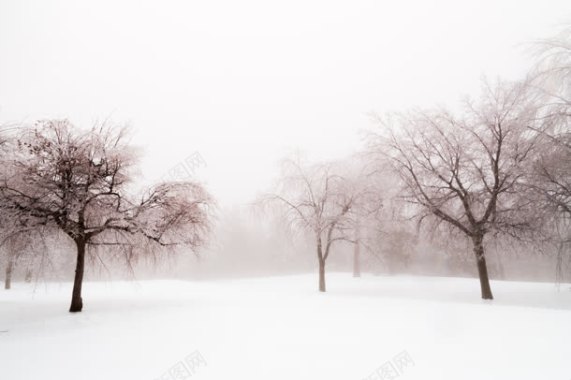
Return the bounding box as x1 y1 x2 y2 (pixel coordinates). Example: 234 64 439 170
1 0 570 206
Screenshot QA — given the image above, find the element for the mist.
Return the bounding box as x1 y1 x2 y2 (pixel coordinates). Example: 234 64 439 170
1 2 571 380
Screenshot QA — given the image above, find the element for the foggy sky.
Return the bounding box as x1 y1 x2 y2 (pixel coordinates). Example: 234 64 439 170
1 0 570 206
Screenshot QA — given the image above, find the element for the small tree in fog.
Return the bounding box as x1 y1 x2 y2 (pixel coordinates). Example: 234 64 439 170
342 160 385 278
1 226 50 289
264 158 358 292
0 120 213 312
371 80 542 300
532 132 571 282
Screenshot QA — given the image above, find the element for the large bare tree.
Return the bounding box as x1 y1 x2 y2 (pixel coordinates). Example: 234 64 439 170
0 120 213 312
370 80 542 299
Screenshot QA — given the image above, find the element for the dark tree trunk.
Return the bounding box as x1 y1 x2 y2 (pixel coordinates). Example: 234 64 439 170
472 234 493 300
69 239 86 312
353 238 361 278
4 257 14 290
316 235 326 292
318 258 326 292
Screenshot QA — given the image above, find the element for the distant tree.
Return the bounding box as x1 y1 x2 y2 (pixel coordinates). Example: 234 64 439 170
263 157 361 292
352 223 362 277
531 132 571 283
530 25 571 215
343 162 385 278
529 26 571 282
370 80 542 299
1 226 49 289
2 241 15 290
530 25 571 121
0 120 213 312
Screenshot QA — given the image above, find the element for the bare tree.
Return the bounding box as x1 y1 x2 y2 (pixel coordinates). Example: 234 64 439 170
530 25 571 216
531 132 571 260
352 223 361 277
0 120 213 312
530 25 571 121
342 160 385 278
263 157 359 292
528 26 571 282
370 80 542 299
1 226 51 289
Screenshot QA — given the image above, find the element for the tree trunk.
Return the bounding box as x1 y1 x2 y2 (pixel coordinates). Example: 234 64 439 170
318 258 326 292
472 234 493 300
316 236 326 292
353 238 361 278
69 239 86 312
25 268 33 283
4 257 14 290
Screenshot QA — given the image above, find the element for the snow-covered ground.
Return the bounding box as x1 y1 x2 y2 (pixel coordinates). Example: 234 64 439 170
1 273 570 380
